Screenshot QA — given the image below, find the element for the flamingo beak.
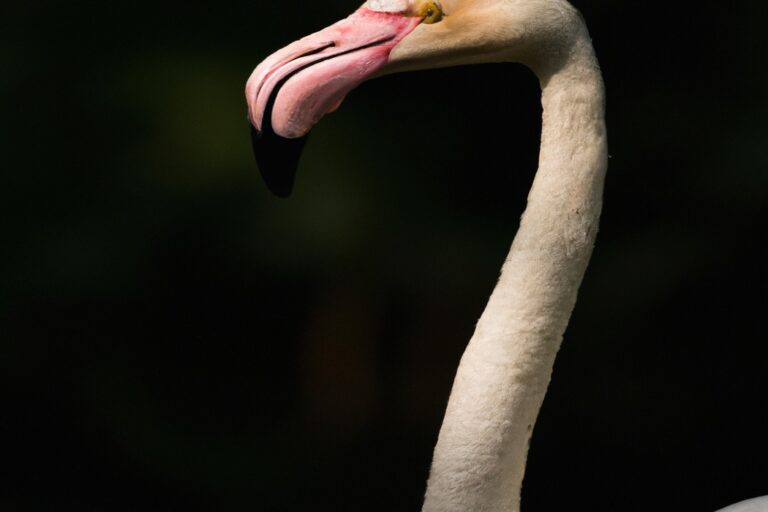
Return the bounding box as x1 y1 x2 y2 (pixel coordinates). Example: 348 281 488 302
246 6 421 197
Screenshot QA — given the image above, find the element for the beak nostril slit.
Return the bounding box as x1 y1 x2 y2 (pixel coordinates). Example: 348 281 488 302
295 41 336 61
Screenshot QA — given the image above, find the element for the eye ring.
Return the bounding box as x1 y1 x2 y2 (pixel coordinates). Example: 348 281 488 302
420 1 444 24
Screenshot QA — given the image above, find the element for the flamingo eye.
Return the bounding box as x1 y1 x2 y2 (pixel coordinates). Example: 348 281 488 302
419 1 444 24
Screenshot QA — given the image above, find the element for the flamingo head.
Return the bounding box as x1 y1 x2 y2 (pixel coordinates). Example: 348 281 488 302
245 0 584 196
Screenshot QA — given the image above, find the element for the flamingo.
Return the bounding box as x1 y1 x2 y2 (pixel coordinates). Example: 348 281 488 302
245 1 765 510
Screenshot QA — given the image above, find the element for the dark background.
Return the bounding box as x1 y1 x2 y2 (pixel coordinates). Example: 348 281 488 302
3 1 767 510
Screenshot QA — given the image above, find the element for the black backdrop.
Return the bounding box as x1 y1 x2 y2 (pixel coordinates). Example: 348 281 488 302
3 1 767 510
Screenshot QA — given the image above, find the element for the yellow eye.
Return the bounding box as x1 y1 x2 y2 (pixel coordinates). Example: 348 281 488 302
417 1 444 24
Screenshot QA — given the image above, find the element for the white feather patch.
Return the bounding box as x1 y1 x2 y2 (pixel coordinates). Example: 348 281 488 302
365 0 410 13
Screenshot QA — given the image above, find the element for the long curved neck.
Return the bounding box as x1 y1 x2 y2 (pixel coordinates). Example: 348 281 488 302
422 33 608 512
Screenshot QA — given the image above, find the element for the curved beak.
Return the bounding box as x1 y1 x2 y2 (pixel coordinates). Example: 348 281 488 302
246 6 421 197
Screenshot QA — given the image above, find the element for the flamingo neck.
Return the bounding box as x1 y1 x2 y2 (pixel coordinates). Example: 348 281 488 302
422 34 607 512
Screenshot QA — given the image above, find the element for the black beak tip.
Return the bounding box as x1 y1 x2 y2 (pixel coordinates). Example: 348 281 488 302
250 124 308 199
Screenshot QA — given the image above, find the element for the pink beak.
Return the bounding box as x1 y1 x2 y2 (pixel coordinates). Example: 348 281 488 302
245 6 421 197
